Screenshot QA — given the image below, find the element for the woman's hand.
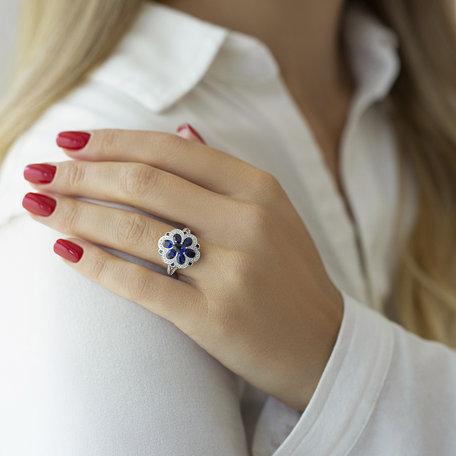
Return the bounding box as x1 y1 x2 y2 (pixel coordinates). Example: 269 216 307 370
22 125 343 412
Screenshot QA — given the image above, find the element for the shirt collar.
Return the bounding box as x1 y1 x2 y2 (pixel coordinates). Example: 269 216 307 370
89 1 229 113
341 3 400 114
89 1 400 113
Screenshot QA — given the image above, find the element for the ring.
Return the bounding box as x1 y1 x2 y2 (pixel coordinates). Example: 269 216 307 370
157 227 201 276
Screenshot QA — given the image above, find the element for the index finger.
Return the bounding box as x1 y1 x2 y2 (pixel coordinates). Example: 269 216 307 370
56 129 258 197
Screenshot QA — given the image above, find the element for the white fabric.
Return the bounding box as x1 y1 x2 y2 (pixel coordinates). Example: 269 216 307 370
0 1 454 455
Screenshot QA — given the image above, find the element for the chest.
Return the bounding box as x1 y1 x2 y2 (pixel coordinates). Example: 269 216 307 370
193 75 406 313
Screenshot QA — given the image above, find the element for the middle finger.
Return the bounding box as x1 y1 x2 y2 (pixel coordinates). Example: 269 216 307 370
24 160 236 238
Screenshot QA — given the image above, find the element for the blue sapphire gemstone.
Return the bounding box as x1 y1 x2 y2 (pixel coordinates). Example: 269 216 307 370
163 239 173 249
173 243 182 252
159 250 163 254
173 233 182 244
185 249 195 258
171 262 175 266
183 237 192 247
196 244 200 248
177 253 186 264
189 262 192 266
166 250 176 259
166 233 169 236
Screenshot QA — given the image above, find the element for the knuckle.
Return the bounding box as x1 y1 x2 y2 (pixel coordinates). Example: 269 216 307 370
125 269 151 302
158 130 184 146
240 202 271 233
230 250 255 281
251 169 283 197
89 255 109 283
157 131 190 156
98 129 120 157
115 213 149 245
206 250 254 334
220 249 255 288
65 162 87 188
60 200 82 233
121 164 157 197
171 134 190 153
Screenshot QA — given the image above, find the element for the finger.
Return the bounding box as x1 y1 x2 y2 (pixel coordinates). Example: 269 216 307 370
52 236 205 329
24 160 234 236
176 123 206 144
56 129 259 197
22 191 211 281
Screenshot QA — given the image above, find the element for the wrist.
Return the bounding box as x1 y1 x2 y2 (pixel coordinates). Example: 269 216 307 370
287 288 344 412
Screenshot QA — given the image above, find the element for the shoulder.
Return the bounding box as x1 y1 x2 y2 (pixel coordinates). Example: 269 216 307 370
0 77 185 228
0 2 230 227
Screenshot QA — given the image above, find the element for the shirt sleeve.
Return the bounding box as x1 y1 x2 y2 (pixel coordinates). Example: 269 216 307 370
251 291 456 456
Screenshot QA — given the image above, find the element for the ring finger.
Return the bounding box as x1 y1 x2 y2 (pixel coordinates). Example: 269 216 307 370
21 191 217 282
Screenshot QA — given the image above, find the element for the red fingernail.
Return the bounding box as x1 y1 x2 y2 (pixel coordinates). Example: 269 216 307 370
176 123 206 144
56 131 91 150
53 239 84 263
23 163 56 184
22 192 56 216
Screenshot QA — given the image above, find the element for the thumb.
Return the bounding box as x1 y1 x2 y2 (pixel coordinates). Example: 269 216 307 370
176 122 206 144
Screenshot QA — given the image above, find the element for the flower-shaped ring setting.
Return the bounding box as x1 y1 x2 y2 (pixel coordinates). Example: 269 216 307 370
158 228 201 276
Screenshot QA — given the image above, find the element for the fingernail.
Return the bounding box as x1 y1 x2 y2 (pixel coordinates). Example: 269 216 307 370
56 131 91 150
23 163 56 184
176 123 206 144
53 239 84 263
22 192 56 216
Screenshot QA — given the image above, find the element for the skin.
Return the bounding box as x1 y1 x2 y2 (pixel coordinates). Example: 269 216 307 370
23 127 344 412
22 1 353 412
156 0 356 203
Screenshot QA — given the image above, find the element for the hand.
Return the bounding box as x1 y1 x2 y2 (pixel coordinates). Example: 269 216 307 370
22 125 344 412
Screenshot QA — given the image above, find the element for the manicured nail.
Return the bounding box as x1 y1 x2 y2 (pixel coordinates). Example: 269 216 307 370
23 163 56 184
56 131 91 150
53 239 84 263
22 192 56 216
176 123 206 144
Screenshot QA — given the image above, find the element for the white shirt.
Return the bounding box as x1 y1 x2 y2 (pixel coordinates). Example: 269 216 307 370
0 2 455 455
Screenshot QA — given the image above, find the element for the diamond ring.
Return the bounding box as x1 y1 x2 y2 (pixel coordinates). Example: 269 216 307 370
158 227 201 276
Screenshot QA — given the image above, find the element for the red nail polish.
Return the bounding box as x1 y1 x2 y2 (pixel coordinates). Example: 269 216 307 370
56 131 91 150
53 239 84 263
22 192 56 216
23 163 57 184
176 123 206 144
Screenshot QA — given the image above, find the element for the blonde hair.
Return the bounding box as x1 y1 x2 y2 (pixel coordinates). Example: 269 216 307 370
0 0 144 155
361 0 456 346
0 0 455 346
